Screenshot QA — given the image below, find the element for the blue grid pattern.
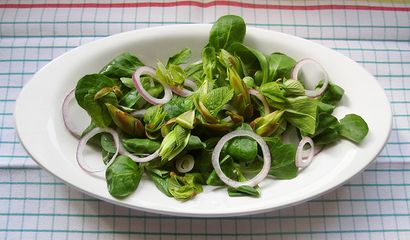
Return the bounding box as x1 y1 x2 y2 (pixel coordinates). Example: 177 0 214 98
1 0 410 239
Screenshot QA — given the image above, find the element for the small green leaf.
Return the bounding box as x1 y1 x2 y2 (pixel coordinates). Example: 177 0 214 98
339 114 369 143
284 96 318 135
100 52 144 78
146 169 172 197
267 52 296 81
209 15 246 51
75 74 117 128
251 110 285 137
176 110 195 129
122 138 160 154
105 103 145 137
225 124 258 163
105 156 142 198
319 81 345 106
265 137 298 179
167 48 192 66
159 125 190 161
203 86 234 116
228 185 260 197
167 173 203 201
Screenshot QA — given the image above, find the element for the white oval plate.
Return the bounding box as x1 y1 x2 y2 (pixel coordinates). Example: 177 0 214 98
15 25 391 217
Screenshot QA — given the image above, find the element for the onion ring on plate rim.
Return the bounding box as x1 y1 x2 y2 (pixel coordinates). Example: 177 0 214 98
291 58 329 98
76 127 119 173
295 136 315 168
211 130 271 188
132 66 172 105
62 88 82 138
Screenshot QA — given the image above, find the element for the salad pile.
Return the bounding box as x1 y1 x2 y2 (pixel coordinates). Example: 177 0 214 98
63 15 369 201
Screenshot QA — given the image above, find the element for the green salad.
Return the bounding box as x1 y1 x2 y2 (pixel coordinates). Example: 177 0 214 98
62 15 369 201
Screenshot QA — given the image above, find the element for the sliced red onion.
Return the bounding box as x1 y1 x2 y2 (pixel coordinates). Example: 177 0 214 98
118 144 159 163
130 109 146 118
291 58 329 98
248 88 270 115
184 79 198 91
221 116 232 122
175 154 195 173
62 89 82 138
302 144 323 158
76 127 119 173
211 130 271 188
170 79 198 97
132 66 172 105
295 136 314 168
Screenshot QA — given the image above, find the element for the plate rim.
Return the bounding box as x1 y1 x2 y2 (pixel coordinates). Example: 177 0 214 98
14 24 393 217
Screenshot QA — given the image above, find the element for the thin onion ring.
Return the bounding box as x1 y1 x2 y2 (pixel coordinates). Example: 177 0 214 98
170 79 198 97
295 136 314 168
76 127 119 173
175 154 195 173
248 88 270 115
62 89 82 138
130 109 146 118
132 66 172 105
118 144 159 163
211 130 271 188
291 58 329 98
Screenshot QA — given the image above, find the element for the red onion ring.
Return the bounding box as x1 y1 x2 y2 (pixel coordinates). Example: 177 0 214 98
132 66 172 105
118 144 159 163
291 58 329 98
170 79 198 97
62 89 82 138
76 127 119 173
175 154 195 173
295 136 314 168
130 109 146 118
211 130 271 188
248 88 270 115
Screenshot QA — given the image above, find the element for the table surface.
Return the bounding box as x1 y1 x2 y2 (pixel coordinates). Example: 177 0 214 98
1 1 410 239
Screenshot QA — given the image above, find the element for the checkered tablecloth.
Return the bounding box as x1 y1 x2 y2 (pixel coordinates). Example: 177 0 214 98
1 1 410 239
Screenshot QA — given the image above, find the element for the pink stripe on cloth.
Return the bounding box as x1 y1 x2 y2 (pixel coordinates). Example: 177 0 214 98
0 1 410 11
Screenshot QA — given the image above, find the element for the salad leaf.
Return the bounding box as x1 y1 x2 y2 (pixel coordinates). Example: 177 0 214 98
144 105 166 134
282 79 305 96
251 110 285 137
202 47 217 81
320 82 345 106
159 125 190 161
163 95 194 119
224 124 258 163
284 96 318 135
122 138 160 154
146 169 172 197
185 135 206 151
230 42 268 85
339 114 369 143
176 110 195 129
206 155 238 186
265 137 298 179
167 47 192 66
106 156 143 198
228 185 260 197
167 173 203 201
75 74 117 128
208 15 246 51
105 103 145 137
100 52 144 78
267 52 296 82
202 86 234 116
